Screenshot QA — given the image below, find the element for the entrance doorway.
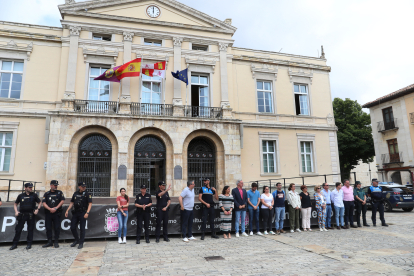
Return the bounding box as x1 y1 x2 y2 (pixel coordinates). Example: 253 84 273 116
187 137 216 194
133 135 166 195
190 75 209 117
391 171 402 184
77 134 112 197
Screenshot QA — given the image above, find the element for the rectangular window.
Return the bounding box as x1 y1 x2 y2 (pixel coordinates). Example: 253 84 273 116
0 132 13 172
257 81 273 113
262 140 276 173
294 84 309 115
387 139 400 163
191 75 209 117
92 34 111 41
144 39 162 46
382 107 395 130
142 75 162 104
300 141 313 172
0 60 24 99
88 67 110 101
192 44 208 51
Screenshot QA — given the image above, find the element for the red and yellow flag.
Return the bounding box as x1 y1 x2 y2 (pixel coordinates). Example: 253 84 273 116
115 58 141 80
141 61 166 78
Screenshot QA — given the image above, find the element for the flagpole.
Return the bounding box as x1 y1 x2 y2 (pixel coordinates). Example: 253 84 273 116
116 81 121 113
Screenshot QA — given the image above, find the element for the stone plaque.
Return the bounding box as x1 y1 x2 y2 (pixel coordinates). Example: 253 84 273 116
118 165 127 180
174 165 182 180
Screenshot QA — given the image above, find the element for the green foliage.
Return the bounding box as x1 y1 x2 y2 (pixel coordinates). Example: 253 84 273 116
333 98 375 180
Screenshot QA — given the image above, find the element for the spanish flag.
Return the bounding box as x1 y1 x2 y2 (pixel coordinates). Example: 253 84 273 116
115 58 141 80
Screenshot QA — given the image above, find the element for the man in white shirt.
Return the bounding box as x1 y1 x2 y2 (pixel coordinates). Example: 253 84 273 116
179 180 197 242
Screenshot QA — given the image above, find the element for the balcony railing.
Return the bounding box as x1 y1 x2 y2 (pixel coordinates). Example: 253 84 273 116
377 118 398 132
381 152 403 164
184 106 223 119
410 113 414 124
74 100 118 114
131 103 173 116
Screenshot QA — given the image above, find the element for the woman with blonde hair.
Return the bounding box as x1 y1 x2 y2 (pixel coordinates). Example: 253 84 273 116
314 185 328 232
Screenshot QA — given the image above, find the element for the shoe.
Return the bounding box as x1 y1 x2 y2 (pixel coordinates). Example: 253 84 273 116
337 226 341 230
164 237 170 242
257 232 263 236
373 224 376 227
77 243 83 249
156 238 160 243
211 232 219 239
42 240 53 248
123 237 126 244
296 229 301 232
188 236 196 240
308 228 312 232
183 237 189 242
341 226 347 229
357 224 361 227
303 229 308 232
146 239 150 243
54 241 59 248
264 231 268 235
70 240 79 247
290 230 294 233
363 224 370 227
382 223 389 227
201 232 205 240
269 231 276 235
250 231 253 236
351 224 358 228
236 232 240 238
276 230 280 235
26 244 32 250
118 237 122 244
320 228 323 232
323 228 328 232
136 240 140 244
9 244 17 250
280 229 285 234
242 232 248 237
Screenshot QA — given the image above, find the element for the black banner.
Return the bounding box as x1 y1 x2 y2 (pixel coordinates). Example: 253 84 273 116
0 203 330 243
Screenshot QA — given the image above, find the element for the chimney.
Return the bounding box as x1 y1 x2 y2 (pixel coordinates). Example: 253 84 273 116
224 18 232 25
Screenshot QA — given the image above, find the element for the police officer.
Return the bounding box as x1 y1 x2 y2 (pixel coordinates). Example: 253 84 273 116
155 181 171 243
135 184 152 244
367 178 388 227
10 182 42 250
42 180 65 248
65 182 92 249
198 178 219 240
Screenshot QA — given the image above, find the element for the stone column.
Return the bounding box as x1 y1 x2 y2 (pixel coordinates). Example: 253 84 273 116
219 43 230 108
64 26 81 100
121 32 134 103
173 37 183 105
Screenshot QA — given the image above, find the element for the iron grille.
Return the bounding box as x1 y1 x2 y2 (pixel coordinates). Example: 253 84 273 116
131 103 173 116
77 134 112 197
184 106 223 119
381 152 403 164
377 118 398 132
74 100 118 114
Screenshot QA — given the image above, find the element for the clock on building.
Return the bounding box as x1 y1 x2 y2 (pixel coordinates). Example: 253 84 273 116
146 5 160 18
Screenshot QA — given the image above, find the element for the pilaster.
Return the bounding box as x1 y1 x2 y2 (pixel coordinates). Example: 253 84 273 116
173 37 183 105
219 42 230 108
122 32 134 102
64 25 81 100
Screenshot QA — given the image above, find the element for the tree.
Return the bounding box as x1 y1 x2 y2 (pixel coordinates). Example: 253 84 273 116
333 98 375 181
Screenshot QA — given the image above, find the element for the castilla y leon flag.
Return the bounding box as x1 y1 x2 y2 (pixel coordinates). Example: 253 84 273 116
93 66 121 83
141 61 166 78
115 58 142 80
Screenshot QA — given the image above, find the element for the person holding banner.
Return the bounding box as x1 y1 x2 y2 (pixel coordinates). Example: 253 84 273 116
156 181 171 243
42 180 65 248
135 184 152 244
179 180 196 242
116 188 129 244
199 178 219 240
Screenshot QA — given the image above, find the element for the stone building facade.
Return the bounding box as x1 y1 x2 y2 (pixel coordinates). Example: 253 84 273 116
0 0 339 198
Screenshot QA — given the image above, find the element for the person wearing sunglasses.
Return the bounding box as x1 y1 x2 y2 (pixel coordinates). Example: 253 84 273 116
42 180 65 248
10 182 42 250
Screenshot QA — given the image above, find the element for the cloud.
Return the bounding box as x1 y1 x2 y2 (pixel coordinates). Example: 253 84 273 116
1 0 413 107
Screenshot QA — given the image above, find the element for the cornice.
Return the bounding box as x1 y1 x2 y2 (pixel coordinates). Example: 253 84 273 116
232 47 327 62
0 40 33 60
82 45 119 63
288 68 314 83
241 122 337 131
0 29 61 43
185 56 218 72
251 64 278 79
0 20 63 31
58 0 236 34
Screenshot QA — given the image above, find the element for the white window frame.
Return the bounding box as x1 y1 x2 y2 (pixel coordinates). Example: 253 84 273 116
141 74 163 104
259 132 280 176
191 74 210 107
297 133 317 175
256 80 274 113
0 60 24 99
294 83 310 116
87 66 111 101
0 121 18 175
92 34 111 41
143 39 162 46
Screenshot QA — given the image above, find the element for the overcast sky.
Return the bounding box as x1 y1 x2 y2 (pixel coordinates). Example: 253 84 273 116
1 0 413 108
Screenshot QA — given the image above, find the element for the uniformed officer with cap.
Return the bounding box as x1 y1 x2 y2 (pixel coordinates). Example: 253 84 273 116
42 180 65 248
155 181 171 243
367 178 388 227
10 182 42 250
198 178 219 240
65 182 92 249
135 184 152 244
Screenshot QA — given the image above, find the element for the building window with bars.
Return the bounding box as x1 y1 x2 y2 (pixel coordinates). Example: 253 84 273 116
257 81 273 113
0 132 13 172
88 67 110 101
300 141 314 173
0 60 24 99
262 140 277 173
294 84 309 115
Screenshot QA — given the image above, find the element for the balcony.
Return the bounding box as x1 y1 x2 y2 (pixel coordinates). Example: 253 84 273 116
184 106 223 119
74 100 118 114
377 118 398 133
381 152 403 164
131 103 173 116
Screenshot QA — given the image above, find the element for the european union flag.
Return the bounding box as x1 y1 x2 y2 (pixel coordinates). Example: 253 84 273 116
171 68 188 86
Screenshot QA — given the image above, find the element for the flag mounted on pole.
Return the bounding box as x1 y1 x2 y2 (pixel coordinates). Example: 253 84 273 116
115 58 142 80
142 61 166 78
171 68 188 86
93 66 121 83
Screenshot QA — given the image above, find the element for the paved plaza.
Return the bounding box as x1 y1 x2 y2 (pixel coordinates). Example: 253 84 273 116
2 210 414 276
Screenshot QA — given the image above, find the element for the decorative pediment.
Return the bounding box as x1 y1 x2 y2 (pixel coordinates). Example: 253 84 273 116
136 50 171 66
185 56 218 72
83 46 119 64
251 64 278 79
288 68 314 83
0 40 33 60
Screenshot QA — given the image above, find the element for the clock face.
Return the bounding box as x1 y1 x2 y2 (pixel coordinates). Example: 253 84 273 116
146 5 160 18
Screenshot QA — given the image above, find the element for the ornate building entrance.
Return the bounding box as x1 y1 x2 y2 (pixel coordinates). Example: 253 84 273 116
77 134 112 197
133 135 166 195
188 137 216 193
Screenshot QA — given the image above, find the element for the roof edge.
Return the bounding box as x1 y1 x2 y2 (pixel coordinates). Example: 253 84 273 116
362 84 414 108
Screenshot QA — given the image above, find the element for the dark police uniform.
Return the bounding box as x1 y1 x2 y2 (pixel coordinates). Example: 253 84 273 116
43 184 65 247
199 184 218 239
135 186 152 243
367 182 387 226
156 183 170 241
12 188 41 247
70 188 92 245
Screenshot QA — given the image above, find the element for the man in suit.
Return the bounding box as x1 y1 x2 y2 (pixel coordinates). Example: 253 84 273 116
232 180 248 237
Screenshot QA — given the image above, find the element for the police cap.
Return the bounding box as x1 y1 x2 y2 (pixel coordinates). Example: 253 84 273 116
372 178 379 183
203 178 210 181
158 181 166 186
355 181 361 185
50 180 59 185
78 182 87 187
24 182 33 188
140 184 147 189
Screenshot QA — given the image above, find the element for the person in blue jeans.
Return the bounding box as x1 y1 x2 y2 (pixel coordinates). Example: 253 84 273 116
116 188 129 244
272 182 286 234
331 182 346 229
247 182 262 236
231 180 248 237
321 183 333 229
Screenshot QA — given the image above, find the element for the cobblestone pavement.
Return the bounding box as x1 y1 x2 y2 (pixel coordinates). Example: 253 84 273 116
2 210 414 275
